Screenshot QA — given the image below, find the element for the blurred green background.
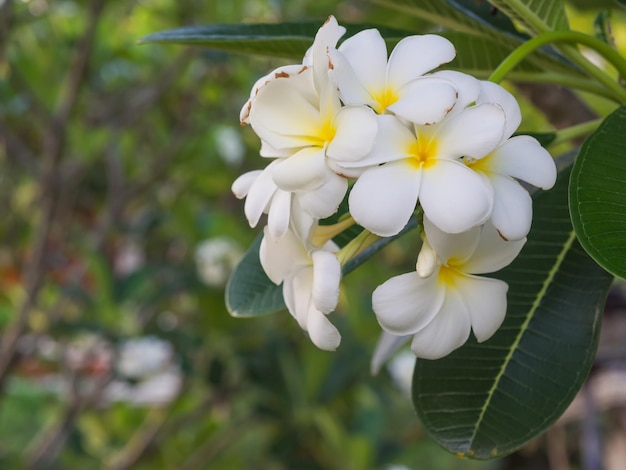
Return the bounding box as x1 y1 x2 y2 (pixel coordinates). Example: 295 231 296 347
1 0 626 469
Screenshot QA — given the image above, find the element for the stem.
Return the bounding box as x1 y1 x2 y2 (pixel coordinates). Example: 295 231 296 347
506 72 618 102
550 118 603 147
489 30 626 102
337 229 379 268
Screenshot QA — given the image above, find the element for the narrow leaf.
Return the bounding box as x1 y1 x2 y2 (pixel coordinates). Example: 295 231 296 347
412 163 613 459
139 22 410 59
225 233 285 317
570 106 626 279
488 0 569 34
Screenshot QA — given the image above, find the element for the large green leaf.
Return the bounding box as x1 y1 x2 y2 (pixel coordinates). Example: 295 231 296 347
374 0 521 39
570 106 626 279
225 233 285 317
139 22 410 59
412 163 613 459
488 0 569 34
376 0 578 76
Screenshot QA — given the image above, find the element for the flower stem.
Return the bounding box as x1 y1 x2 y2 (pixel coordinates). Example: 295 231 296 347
550 118 603 147
337 229 380 268
489 30 626 103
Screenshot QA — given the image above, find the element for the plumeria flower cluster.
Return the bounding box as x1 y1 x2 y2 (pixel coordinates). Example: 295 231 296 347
232 16 557 360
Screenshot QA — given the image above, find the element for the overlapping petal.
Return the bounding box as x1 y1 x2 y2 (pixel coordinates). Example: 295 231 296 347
409 287 471 360
307 307 341 351
271 147 327 192
373 271 445 335
462 221 526 274
489 174 533 242
488 135 557 189
419 159 493 234
297 170 348 219
386 77 457 125
454 274 508 342
386 35 456 89
349 160 421 237
311 249 341 313
326 105 378 162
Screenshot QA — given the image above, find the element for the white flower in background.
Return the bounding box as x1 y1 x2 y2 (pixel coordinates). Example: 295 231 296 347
194 237 243 287
328 29 458 124
214 125 245 166
116 336 174 380
342 84 505 236
231 159 346 239
464 81 558 240
260 225 342 351
372 217 526 360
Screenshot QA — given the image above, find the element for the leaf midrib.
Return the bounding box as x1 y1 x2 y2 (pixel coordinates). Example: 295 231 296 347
467 230 577 452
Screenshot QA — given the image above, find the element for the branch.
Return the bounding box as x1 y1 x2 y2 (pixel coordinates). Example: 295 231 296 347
0 0 106 393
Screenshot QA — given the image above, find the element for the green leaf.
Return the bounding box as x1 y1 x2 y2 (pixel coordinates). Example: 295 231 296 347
139 22 410 59
225 233 285 317
570 106 626 279
376 0 578 76
488 0 569 35
412 162 613 459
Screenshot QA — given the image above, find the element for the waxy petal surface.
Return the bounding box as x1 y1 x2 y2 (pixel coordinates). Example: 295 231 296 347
373 271 445 335
489 136 557 189
349 161 420 237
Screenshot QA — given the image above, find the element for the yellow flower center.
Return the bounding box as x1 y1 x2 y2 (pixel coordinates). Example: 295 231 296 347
464 153 493 173
437 264 458 287
407 136 438 169
372 87 399 114
307 117 337 147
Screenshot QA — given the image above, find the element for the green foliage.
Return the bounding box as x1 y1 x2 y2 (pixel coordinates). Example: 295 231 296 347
570 106 626 279
413 162 613 458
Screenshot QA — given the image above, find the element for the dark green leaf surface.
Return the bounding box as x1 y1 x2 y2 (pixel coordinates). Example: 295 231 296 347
570 106 626 279
412 163 613 459
225 233 285 317
139 22 410 59
488 0 569 34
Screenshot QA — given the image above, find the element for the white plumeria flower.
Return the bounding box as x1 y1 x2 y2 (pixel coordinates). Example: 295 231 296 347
341 73 505 236
463 81 557 241
231 159 346 239
372 217 526 360
260 225 342 351
240 16 346 125
248 65 378 190
328 28 458 124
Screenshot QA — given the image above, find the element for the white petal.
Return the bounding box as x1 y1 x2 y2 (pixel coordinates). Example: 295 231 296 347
271 147 327 192
370 331 411 375
349 161 421 237
283 267 314 329
326 106 378 162
478 81 521 140
410 287 471 359
387 77 457 125
318 74 342 124
338 114 414 168
423 216 481 265
372 271 445 335
328 48 377 108
249 69 320 149
489 174 533 241
435 103 505 159
297 171 347 218
386 35 456 90
232 170 262 199
307 307 341 351
240 64 308 124
289 204 316 241
463 221 526 274
489 136 557 189
453 274 508 342
244 165 278 228
420 160 493 234
337 29 388 97
267 189 292 239
433 70 481 114
311 249 341 313
260 140 299 158
309 16 346 93
260 228 308 285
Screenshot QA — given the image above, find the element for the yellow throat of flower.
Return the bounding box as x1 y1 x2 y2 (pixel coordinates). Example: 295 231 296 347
372 87 399 114
408 136 438 169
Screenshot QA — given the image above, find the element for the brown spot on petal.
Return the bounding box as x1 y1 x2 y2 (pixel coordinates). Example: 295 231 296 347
274 71 290 79
323 16 332 26
297 65 309 74
496 229 509 241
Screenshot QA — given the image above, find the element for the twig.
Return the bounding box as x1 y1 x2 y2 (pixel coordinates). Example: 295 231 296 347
0 0 106 395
